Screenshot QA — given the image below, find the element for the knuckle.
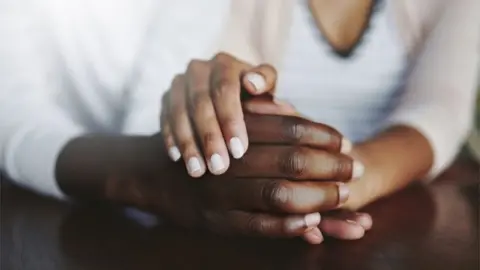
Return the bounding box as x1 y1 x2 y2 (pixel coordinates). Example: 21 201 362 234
333 156 352 179
171 74 185 86
279 147 308 178
189 90 211 112
211 80 238 101
171 104 187 119
283 117 307 141
202 131 218 149
178 140 197 154
213 52 233 63
218 117 242 131
187 59 208 73
262 180 292 210
245 215 266 235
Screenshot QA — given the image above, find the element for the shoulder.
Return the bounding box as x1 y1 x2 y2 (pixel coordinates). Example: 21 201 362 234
391 0 479 56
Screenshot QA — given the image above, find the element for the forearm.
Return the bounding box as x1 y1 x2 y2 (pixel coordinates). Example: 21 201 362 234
55 135 169 209
345 126 434 210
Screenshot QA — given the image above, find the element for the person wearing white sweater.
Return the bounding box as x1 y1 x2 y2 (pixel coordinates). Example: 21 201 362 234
1 0 478 244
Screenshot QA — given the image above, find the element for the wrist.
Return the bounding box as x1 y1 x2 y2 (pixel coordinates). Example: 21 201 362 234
55 134 167 208
342 126 433 210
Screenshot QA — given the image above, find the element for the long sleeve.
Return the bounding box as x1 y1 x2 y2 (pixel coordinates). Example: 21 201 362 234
385 0 480 178
0 3 85 198
121 0 229 135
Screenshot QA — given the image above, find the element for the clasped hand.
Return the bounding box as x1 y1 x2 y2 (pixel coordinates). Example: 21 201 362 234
157 53 371 244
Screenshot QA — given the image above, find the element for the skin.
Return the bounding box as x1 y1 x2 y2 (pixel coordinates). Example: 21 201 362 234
56 113 372 244
161 51 433 242
57 0 432 244
308 0 375 55
244 98 434 211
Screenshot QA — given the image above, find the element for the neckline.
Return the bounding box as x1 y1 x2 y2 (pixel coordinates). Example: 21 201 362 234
307 0 383 59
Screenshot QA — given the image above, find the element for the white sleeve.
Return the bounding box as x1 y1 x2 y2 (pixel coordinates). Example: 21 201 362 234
385 0 480 178
0 3 85 199
121 1 229 135
120 12 182 136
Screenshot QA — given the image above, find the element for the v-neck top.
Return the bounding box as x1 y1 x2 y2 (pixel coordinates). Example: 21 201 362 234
277 0 407 143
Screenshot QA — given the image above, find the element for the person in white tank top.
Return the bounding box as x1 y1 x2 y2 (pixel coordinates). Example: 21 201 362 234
0 0 478 244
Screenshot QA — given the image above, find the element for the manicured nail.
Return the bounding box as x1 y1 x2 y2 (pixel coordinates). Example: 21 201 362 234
340 138 353 154
286 216 307 232
304 213 321 227
352 160 365 179
187 157 201 175
209 153 225 174
337 183 350 206
229 137 245 159
168 146 181 162
345 219 358 225
245 73 266 93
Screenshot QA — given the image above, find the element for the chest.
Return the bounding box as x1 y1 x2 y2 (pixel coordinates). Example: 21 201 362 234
276 0 408 140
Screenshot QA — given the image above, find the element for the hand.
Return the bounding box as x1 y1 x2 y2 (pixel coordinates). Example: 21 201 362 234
160 52 279 177
243 98 372 243
122 114 361 243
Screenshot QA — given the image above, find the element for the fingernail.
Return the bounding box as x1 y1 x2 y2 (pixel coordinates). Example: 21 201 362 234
168 146 181 162
245 73 266 93
229 137 245 159
340 138 353 154
304 213 321 227
209 153 225 173
352 160 365 179
337 183 350 205
187 157 201 175
345 219 357 225
286 216 308 232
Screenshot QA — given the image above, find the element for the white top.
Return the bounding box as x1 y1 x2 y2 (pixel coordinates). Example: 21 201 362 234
278 0 406 143
0 0 476 199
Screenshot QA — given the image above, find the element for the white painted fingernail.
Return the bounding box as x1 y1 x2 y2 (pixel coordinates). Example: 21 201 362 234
229 137 245 159
168 146 181 162
187 157 201 175
341 138 353 154
304 213 321 227
352 160 365 179
245 73 266 93
209 153 225 173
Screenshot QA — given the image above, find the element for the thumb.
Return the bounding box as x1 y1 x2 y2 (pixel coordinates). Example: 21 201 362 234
242 64 277 95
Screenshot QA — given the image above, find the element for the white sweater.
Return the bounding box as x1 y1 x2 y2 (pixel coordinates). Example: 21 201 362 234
0 0 477 199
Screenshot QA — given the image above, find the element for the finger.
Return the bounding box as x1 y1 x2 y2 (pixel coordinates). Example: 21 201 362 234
160 93 181 162
326 211 373 230
204 210 321 238
245 113 352 154
242 64 277 94
233 145 364 182
243 97 299 116
206 178 349 213
210 54 250 160
302 227 324 244
187 60 230 175
319 217 366 240
169 74 206 177
353 212 373 230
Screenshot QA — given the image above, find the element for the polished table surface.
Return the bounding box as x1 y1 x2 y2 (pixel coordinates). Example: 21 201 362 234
1 157 479 270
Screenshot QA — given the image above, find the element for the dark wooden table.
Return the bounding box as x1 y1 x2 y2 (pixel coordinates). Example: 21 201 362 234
1 157 479 270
